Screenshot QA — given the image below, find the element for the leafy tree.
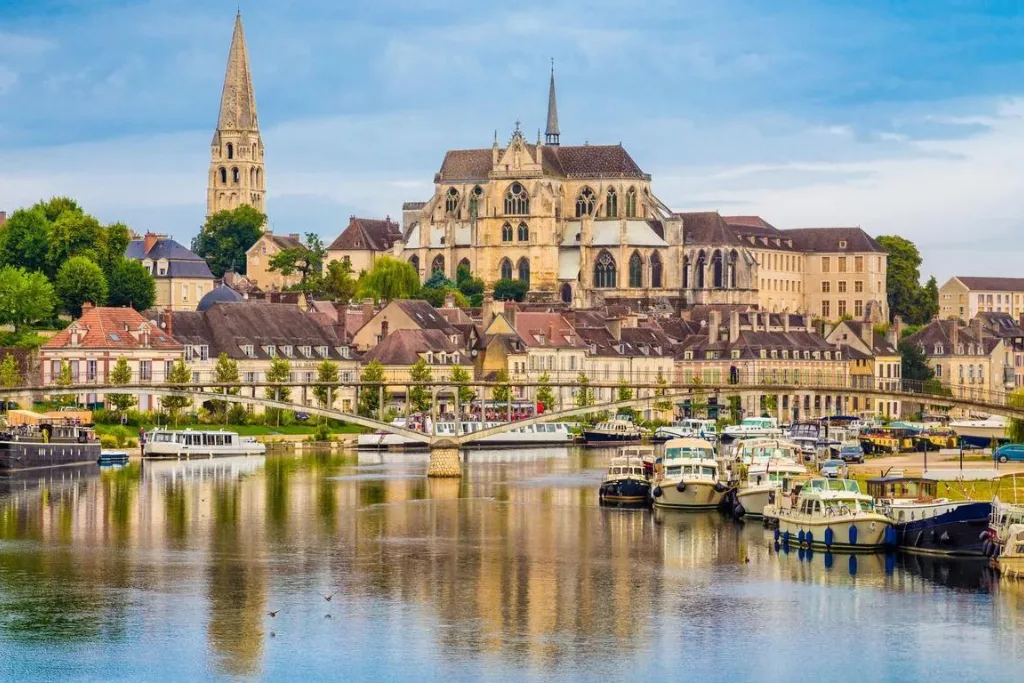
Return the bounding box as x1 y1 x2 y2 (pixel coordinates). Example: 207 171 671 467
574 372 594 408
653 370 673 413
492 368 511 405
689 375 707 418
1009 391 1024 444
55 256 108 316
47 210 104 278
212 353 240 418
37 196 81 222
727 395 742 423
53 359 75 407
269 232 327 292
617 378 634 403
535 371 556 412
494 278 528 302
107 356 136 413
0 353 21 388
312 360 339 411
162 359 193 426
450 364 476 407
917 275 939 322
408 358 433 413
101 222 133 278
417 285 468 308
423 270 454 290
191 205 266 277
356 256 420 301
358 360 387 418
264 357 292 427
322 259 357 304
0 266 54 332
0 207 51 273
762 393 778 417
107 259 156 311
456 264 485 306
899 339 935 382
877 235 935 324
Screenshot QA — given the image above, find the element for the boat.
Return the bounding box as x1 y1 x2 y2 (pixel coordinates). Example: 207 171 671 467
950 417 1009 449
859 426 918 455
0 421 101 474
775 478 893 552
98 450 131 466
997 525 1024 578
598 446 653 506
652 419 717 443
981 498 1024 559
582 417 643 445
142 429 266 459
911 428 959 451
651 437 731 510
722 417 782 442
734 445 807 520
868 476 990 556
357 420 574 450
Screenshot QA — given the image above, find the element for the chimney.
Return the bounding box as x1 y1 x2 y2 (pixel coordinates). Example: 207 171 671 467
729 310 740 343
890 314 903 346
805 314 814 333
143 232 159 255
950 320 959 349
607 317 622 341
162 308 173 336
971 316 983 343
504 300 517 326
547 321 555 344
708 310 721 344
81 302 94 313
444 292 456 308
482 291 496 329
859 322 873 347
761 311 771 331
749 311 759 332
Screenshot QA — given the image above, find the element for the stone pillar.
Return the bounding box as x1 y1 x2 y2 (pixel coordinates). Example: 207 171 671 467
427 446 462 478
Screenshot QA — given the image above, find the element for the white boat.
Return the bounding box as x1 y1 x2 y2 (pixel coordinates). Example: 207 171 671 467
982 498 1024 559
732 440 807 519
775 478 892 552
653 419 717 442
599 447 653 506
357 421 574 450
998 524 1024 579
949 417 1008 449
723 417 783 441
651 437 730 510
582 417 644 444
142 429 266 459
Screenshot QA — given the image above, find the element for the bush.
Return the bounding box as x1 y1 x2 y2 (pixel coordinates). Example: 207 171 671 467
227 404 248 425
493 278 528 302
99 434 118 449
111 425 132 448
313 424 332 442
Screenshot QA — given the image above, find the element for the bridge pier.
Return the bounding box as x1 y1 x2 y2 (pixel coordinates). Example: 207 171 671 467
426 441 461 478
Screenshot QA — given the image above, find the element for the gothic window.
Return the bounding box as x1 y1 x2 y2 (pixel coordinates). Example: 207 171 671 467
255 168 261 188
499 258 513 281
219 167 227 184
469 186 483 218
252 143 257 158
575 187 596 217
518 258 530 285
227 143 234 159
625 187 638 218
728 250 738 288
250 168 256 186
409 255 420 275
431 255 444 275
650 252 663 288
593 250 617 289
629 251 643 288
445 188 460 214
505 182 529 215
682 254 690 288
606 187 618 218
517 222 529 242
712 250 724 288
560 283 572 304
695 251 706 289
232 167 240 185
502 223 513 242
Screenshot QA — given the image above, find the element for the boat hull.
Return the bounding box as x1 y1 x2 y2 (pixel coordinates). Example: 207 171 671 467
892 502 992 556
777 513 891 552
599 477 651 506
653 480 728 510
582 431 642 445
736 487 773 518
0 441 101 474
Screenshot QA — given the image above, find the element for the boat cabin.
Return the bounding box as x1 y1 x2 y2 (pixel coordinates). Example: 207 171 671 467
866 476 937 501
148 430 239 447
607 456 647 478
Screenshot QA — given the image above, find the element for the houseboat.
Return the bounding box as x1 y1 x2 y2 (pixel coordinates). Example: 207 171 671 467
582 417 644 445
652 419 718 443
357 421 574 450
869 476 990 556
142 429 266 459
982 499 1024 558
722 417 782 442
598 447 653 507
776 478 892 552
0 422 101 474
98 450 131 467
651 438 731 510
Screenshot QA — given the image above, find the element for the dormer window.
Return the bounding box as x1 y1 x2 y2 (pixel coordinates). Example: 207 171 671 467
804 351 810 360
813 351 821 360
281 345 293 357
318 345 329 357
836 351 842 360
770 350 778 359
199 345 209 361
935 344 943 354
781 350 789 360
731 350 741 359
759 349 767 359
958 344 965 355
684 350 694 360
537 334 546 346
266 345 276 358
241 344 254 358
825 351 831 360
184 346 194 361
426 352 433 363
300 346 311 357
340 346 350 359
839 240 847 249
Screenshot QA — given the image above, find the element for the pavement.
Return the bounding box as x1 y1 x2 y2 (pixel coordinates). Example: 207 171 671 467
849 449 1024 478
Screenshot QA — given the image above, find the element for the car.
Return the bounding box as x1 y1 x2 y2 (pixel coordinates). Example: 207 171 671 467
994 444 1024 463
838 444 865 464
820 459 848 478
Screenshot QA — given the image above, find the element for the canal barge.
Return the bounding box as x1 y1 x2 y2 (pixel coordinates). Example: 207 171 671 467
357 421 574 450
0 422 101 474
598 447 653 507
583 418 644 445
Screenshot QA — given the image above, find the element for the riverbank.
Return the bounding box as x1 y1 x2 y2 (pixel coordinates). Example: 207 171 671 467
847 449 1024 501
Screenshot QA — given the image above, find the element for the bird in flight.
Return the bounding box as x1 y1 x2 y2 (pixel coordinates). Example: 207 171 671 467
319 592 337 602
268 609 282 618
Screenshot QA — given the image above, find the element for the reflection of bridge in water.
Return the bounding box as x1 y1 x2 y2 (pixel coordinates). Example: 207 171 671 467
7 375 1023 476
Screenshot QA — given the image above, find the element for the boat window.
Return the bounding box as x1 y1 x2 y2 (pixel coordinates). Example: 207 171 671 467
702 466 715 477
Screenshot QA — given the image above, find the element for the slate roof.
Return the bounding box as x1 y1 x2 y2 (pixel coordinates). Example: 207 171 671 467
197 284 245 312
44 306 181 350
393 300 459 334
676 212 744 247
674 329 840 360
361 329 459 365
126 237 214 279
270 233 303 250
977 312 1024 339
780 227 885 253
402 201 426 211
954 277 1024 292
832 321 898 356
328 217 402 251
436 144 647 182
903 319 999 356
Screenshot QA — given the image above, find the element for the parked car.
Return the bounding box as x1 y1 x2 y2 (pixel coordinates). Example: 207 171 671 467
838 444 865 464
994 444 1024 463
820 459 848 478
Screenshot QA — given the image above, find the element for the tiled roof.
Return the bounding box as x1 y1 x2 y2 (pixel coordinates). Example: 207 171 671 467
328 217 402 251
675 329 840 360
676 212 744 247
127 237 214 279
361 329 459 365
978 312 1024 338
43 306 181 350
166 260 215 279
514 312 581 348
723 215 779 233
270 233 304 250
402 201 426 211
436 144 647 182
780 227 885 253
903 319 999 356
394 300 459 334
954 277 1024 292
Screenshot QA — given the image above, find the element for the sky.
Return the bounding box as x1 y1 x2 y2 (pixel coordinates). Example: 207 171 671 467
2 0 1024 282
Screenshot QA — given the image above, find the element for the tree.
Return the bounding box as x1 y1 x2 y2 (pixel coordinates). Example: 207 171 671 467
877 235 935 324
762 393 778 417
212 353 240 418
653 370 673 414
617 378 634 403
162 359 193 426
37 196 81 222
899 339 935 382
264 357 292 427
494 278 528 302
450 364 476 407
55 256 108 316
191 205 267 277
269 232 327 292
322 259 357 304
574 372 594 408
727 395 743 423
689 375 707 418
535 371 556 412
0 207 51 273
0 266 54 332
0 354 21 388
1008 391 1024 444
312 360 340 413
356 256 420 301
492 368 511 406
408 358 433 413
456 262 485 307
107 259 156 311
47 210 104 278
916 275 939 322
107 356 136 413
358 360 387 418
416 285 468 308
101 222 132 278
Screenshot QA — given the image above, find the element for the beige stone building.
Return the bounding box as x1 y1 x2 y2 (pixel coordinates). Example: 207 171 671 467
938 276 1024 320
325 216 403 275
245 232 303 291
826 320 902 417
351 299 463 354
127 232 215 311
207 12 265 217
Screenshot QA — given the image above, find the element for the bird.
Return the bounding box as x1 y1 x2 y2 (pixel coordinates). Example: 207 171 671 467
318 591 337 602
268 609 282 618
324 614 332 619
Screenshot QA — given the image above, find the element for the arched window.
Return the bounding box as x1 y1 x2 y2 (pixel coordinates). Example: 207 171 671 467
560 283 572 304
517 258 530 285
606 187 618 218
650 252 663 288
445 187 459 214
219 167 227 184
501 223 513 242
255 168 261 188
517 222 529 242
728 250 738 288
625 187 638 218
250 168 256 186
629 251 643 288
499 258 513 281
226 143 234 159
431 255 444 275
504 182 529 215
457 258 471 277
593 251 616 288
682 255 690 288
575 187 596 217
695 251 706 289
712 250 724 288
469 187 481 217
232 167 240 184
409 255 420 275
252 143 257 158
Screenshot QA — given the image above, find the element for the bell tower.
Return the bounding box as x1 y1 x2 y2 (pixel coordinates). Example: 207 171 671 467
207 12 265 217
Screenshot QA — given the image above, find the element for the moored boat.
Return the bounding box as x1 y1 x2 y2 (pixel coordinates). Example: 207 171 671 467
98 450 131 466
997 524 1024 578
583 417 643 445
0 422 101 474
950 417 1008 449
981 498 1024 559
652 419 718 444
357 420 574 450
776 478 892 552
735 458 807 520
722 417 782 442
651 437 730 510
143 429 266 459
598 447 653 506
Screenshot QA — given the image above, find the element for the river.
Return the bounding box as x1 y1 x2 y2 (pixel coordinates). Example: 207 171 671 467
1 446 1022 682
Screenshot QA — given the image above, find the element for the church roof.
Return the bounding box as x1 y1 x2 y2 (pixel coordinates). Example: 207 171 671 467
780 227 884 253
436 144 647 182
328 217 402 252
676 212 744 247
215 12 258 134
196 284 245 312
546 67 560 139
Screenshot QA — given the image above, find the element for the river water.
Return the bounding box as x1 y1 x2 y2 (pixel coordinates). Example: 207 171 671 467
1 446 1023 682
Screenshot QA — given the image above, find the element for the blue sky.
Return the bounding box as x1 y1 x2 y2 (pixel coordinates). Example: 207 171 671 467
2 0 1024 280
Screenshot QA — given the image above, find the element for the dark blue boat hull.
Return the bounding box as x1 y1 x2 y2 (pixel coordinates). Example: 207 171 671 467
583 432 641 444
893 501 992 556
599 478 651 506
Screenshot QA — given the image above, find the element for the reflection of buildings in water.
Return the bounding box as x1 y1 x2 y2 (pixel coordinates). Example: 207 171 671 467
994 578 1024 647
654 509 743 569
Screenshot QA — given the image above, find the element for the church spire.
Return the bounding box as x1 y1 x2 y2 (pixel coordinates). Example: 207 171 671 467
217 11 258 131
545 59 560 146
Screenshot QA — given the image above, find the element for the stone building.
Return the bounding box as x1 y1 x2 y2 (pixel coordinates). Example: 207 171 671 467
325 216 403 275
939 276 1024 320
825 319 902 417
245 232 303 291
126 232 215 311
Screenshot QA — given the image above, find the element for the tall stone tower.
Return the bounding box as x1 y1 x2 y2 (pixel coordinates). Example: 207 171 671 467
207 12 264 217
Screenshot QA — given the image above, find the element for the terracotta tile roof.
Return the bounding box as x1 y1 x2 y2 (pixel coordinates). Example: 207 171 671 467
436 144 647 182
514 312 581 348
361 329 459 365
954 277 1024 292
780 227 884 253
327 217 402 251
43 306 181 350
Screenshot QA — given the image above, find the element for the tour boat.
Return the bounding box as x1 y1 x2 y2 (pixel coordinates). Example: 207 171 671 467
950 417 1008 449
357 420 574 450
0 422 101 474
142 429 266 459
598 447 653 507
651 437 731 510
997 524 1024 579
775 478 892 552
869 476 990 556
652 419 717 443
582 418 644 445
722 417 782 442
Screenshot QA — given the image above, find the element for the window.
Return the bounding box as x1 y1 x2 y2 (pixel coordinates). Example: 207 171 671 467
192 372 201 384
184 346 193 361
281 345 293 357
499 258 512 281
593 251 616 288
87 359 97 381
650 252 663 288
504 182 529 215
226 143 234 159
517 222 529 242
855 281 863 293
242 344 254 358
244 372 257 383
838 300 847 317
517 258 530 285
445 187 459 214
822 281 831 293
822 301 831 318
822 257 831 273
838 257 847 273
300 346 312 357
140 361 152 381
605 187 618 218
854 300 864 317
267 345 276 358
838 281 847 293
501 223 513 242
625 187 637 217
855 256 864 272
232 167 240 184
431 255 444 274
629 251 643 288
575 187 596 217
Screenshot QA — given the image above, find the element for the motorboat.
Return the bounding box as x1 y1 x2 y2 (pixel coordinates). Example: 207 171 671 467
142 429 266 459
651 438 731 510
652 419 717 443
598 446 653 506
357 420 574 450
868 476 990 556
582 417 643 445
997 524 1024 579
0 422 100 474
775 478 892 552
98 450 130 467
981 498 1024 559
950 417 1009 449
734 455 807 519
722 417 782 442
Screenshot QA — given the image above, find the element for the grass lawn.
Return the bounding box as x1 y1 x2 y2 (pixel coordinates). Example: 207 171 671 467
849 471 1024 503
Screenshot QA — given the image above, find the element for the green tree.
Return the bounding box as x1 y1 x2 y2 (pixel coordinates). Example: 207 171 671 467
312 360 339 412
450 364 476 407
162 359 193 426
617 378 634 403
101 222 132 278
877 235 934 324
1008 391 1024 443
0 353 21 388
322 259 357 304
689 375 707 418
492 368 511 405
408 358 433 413
107 356 136 413
653 370 673 413
574 372 594 408
358 360 387 418
53 359 75 407
107 259 156 311
269 232 327 293
0 206 51 273
727 395 742 423
55 256 108 316
264 357 292 427
917 275 939 322
213 353 240 418
0 266 54 332
37 196 81 222
493 278 528 302
535 371 556 412
47 210 104 278
191 205 267 277
898 339 935 382
416 285 468 308
356 256 421 301
762 393 778 417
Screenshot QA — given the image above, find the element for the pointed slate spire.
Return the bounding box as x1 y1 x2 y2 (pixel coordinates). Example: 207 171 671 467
545 59 560 146
217 12 259 132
